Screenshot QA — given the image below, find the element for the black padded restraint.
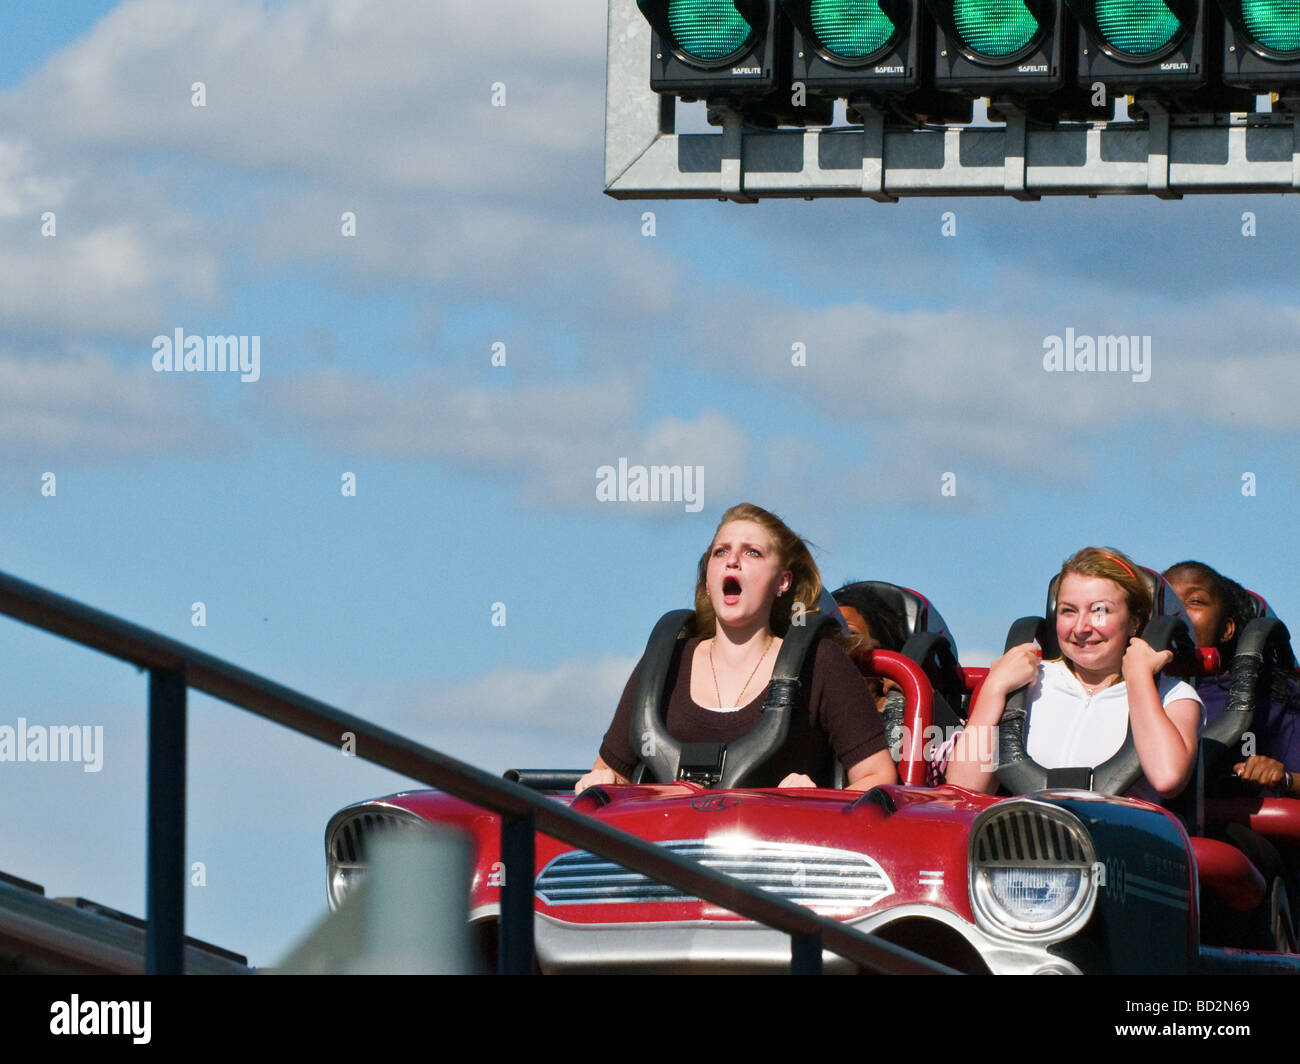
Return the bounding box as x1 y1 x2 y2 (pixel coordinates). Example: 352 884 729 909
628 609 694 785
719 614 837 788
1201 616 1291 775
996 614 1198 796
628 609 837 787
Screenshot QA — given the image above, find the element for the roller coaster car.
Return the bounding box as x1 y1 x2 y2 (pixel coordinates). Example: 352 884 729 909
324 578 1300 974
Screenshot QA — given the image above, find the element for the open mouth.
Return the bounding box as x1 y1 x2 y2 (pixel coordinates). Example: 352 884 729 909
721 576 741 602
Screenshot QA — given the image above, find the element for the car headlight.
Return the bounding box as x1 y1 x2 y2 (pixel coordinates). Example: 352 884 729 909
329 864 367 910
969 799 1098 942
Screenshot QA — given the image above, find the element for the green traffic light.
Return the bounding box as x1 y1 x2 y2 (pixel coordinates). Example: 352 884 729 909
809 0 899 59
1240 0 1300 55
1092 0 1183 58
667 0 757 62
952 0 1042 59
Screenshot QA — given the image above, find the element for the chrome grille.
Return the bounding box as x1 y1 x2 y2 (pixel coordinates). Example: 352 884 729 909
330 810 425 864
972 805 1091 866
326 806 432 910
535 838 893 911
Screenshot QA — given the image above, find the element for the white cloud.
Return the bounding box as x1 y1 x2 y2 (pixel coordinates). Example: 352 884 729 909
260 366 750 512
0 347 219 457
3 0 1297 502
0 141 69 218
8 0 606 196
0 0 637 349
0 139 220 339
352 652 637 772
676 289 1300 485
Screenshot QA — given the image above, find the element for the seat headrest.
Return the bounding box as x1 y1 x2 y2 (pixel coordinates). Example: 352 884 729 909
816 587 846 626
1241 588 1275 622
831 580 958 659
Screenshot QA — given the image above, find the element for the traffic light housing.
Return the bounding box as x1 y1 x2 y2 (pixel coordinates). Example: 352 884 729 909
633 0 1298 121
781 0 918 89
636 0 834 123
636 0 784 95
926 0 1072 91
781 0 974 121
1068 0 1209 93
1217 0 1300 93
1067 0 1257 111
925 0 1107 119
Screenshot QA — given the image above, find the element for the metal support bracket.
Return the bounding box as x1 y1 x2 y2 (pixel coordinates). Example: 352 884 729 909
719 109 756 204
1290 97 1300 189
858 103 899 203
998 101 1041 202
1140 98 1182 200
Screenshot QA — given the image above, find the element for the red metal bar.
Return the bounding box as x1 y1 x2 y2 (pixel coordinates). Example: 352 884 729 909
1206 796 1300 847
1190 837 1266 912
1164 646 1222 678
860 650 931 786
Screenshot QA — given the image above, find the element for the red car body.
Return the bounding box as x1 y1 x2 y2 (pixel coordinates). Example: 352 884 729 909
324 614 1300 974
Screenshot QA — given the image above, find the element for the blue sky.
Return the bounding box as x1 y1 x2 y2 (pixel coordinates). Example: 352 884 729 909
2 0 1299 968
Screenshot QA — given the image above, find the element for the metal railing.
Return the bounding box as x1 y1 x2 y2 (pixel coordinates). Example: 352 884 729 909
0 570 955 975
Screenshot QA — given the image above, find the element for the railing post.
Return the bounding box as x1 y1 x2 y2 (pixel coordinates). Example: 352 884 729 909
146 667 187 975
498 811 535 974
791 932 823 975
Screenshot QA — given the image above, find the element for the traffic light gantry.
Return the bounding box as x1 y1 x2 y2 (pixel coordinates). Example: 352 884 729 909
605 0 1300 200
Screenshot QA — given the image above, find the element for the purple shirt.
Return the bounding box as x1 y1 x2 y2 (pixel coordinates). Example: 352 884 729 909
1198 672 1300 771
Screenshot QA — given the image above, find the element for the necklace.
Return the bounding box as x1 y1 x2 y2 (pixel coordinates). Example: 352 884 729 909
709 635 773 708
1076 671 1119 695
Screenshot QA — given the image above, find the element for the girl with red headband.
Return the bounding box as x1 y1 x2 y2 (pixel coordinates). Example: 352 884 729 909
946 546 1202 799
